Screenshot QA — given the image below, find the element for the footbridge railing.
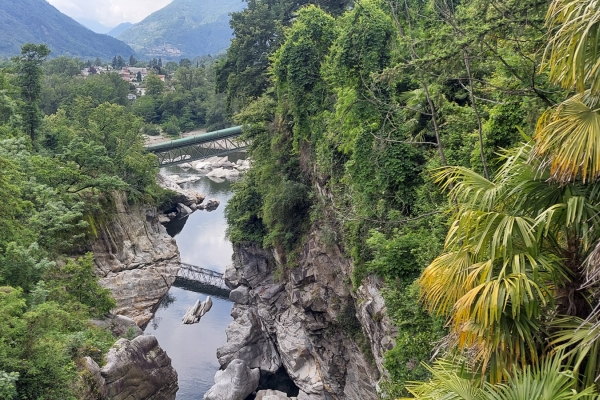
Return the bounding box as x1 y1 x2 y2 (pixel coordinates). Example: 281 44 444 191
146 126 248 167
174 263 231 298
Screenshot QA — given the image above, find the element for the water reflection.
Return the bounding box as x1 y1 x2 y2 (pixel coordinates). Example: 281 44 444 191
145 287 233 398
144 156 244 399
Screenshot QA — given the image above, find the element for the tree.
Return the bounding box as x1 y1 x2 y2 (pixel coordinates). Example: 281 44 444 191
533 0 600 183
129 55 137 66
13 43 50 143
145 73 164 97
136 71 142 82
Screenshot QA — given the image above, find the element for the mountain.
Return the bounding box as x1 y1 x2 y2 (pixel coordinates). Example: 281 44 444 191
118 0 246 58
74 18 113 34
0 0 135 59
107 22 134 38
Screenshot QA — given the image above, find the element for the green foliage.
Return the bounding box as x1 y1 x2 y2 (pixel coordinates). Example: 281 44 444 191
13 43 50 142
46 254 116 317
225 172 267 244
0 371 18 400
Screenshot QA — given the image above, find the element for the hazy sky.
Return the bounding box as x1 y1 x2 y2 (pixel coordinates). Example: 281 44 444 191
47 0 173 27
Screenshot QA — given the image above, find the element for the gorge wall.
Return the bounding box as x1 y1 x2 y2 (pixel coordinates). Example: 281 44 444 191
218 228 397 398
90 192 180 327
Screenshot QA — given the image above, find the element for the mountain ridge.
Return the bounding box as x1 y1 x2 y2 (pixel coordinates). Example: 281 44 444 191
0 0 135 59
118 0 246 58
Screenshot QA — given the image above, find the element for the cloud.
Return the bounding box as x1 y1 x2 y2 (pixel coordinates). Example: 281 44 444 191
47 0 173 27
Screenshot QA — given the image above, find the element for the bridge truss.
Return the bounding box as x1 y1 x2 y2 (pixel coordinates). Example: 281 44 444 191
153 137 249 167
178 263 229 291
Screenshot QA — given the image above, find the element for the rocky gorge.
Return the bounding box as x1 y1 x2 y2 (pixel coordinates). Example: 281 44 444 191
205 229 398 399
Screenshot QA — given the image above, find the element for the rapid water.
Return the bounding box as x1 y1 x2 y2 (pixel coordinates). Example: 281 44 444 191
144 154 245 399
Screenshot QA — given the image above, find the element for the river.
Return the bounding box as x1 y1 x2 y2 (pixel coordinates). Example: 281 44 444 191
144 154 245 399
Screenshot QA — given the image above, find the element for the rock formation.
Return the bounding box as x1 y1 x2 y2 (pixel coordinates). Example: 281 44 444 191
204 359 260 400
210 229 398 399
182 296 213 324
91 192 180 326
84 335 178 400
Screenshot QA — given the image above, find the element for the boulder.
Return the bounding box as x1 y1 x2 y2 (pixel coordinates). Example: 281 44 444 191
255 390 293 400
176 203 193 218
217 305 281 373
179 162 192 170
203 359 260 400
159 215 171 224
207 168 227 179
229 286 250 305
182 296 213 324
81 356 107 399
204 199 220 211
90 314 143 339
101 335 178 400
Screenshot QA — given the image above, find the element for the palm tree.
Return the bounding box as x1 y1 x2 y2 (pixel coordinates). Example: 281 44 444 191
404 353 597 399
420 142 600 382
534 0 600 183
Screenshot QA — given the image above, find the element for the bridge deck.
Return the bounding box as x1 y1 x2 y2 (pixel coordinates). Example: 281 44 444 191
176 263 230 298
145 126 248 167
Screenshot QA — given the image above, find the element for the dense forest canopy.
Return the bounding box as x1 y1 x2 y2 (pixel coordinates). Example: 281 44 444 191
0 44 186 398
221 0 600 396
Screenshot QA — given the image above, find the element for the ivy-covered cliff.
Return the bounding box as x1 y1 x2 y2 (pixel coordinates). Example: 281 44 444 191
217 0 599 396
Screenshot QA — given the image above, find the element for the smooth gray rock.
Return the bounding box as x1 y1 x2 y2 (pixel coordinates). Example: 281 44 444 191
90 314 143 339
101 335 178 400
217 305 281 373
92 192 180 326
255 390 294 400
203 359 260 400
229 286 250 305
81 357 107 399
176 203 193 218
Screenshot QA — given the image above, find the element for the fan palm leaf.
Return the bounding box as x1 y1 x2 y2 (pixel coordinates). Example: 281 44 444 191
544 0 600 94
534 92 600 183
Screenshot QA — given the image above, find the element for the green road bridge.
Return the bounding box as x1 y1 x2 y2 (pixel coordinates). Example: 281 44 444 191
145 126 248 167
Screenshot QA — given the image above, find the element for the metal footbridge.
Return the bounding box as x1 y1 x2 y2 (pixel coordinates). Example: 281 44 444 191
174 263 231 298
146 126 248 167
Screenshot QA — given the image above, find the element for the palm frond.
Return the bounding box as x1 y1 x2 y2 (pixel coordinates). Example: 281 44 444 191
544 0 600 94
534 92 600 183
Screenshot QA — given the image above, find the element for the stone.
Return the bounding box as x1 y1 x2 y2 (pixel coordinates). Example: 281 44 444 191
207 168 227 178
229 286 250 305
176 203 193 218
179 162 192 170
255 389 291 400
190 203 198 211
203 359 260 400
217 305 281 373
81 357 107 399
90 314 143 339
92 192 180 326
204 199 220 211
101 335 178 400
182 296 213 324
159 215 171 224
167 212 177 219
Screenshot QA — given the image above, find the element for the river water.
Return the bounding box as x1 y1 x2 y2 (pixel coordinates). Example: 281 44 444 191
144 154 245 399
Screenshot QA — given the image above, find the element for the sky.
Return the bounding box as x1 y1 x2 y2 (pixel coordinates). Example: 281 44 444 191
46 0 173 27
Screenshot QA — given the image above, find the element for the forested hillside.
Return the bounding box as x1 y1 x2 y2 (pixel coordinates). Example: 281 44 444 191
0 0 135 59
221 0 600 396
118 0 247 58
0 44 166 398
